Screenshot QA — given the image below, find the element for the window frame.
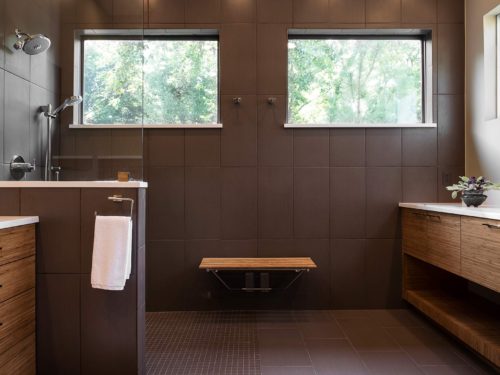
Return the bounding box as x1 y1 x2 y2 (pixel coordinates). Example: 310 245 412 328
285 29 435 128
72 30 222 129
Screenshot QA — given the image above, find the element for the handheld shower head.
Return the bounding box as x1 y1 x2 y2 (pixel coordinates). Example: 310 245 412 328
14 29 51 55
44 96 83 118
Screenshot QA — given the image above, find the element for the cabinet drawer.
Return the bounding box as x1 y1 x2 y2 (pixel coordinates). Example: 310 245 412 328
461 217 500 292
402 209 429 260
402 209 461 274
426 212 461 274
0 333 35 375
0 256 35 304
0 225 35 266
0 289 35 356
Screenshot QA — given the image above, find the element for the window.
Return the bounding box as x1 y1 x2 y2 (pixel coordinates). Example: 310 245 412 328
287 33 427 126
82 36 218 125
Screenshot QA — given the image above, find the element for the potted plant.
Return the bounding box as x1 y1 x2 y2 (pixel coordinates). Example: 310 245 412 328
446 176 500 207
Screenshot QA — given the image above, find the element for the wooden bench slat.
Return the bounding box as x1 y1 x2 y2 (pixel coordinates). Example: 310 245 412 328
199 257 317 270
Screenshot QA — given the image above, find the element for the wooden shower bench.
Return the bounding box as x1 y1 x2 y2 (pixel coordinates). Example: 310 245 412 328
199 257 317 291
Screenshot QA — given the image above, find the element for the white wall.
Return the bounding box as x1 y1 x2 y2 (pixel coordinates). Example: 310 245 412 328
466 0 500 205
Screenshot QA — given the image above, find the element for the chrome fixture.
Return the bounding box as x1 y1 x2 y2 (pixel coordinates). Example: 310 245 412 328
13 28 51 55
267 97 277 105
10 155 35 180
94 195 135 218
41 96 83 181
233 97 242 104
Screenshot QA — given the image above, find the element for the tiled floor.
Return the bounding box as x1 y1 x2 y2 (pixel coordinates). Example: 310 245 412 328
146 309 497 375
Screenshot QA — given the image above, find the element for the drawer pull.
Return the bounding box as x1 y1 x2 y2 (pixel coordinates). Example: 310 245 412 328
482 223 500 230
427 214 441 221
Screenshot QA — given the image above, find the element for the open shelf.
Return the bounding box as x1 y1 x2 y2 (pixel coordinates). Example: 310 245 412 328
403 254 500 368
406 289 500 366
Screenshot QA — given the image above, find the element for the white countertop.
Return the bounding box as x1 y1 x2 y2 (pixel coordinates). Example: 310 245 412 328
0 181 148 188
399 202 500 221
0 216 39 230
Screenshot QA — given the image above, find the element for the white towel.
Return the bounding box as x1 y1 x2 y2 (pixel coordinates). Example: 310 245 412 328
91 215 133 291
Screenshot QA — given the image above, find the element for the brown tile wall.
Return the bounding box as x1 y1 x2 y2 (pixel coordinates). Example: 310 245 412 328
0 187 147 374
0 0 61 180
57 0 465 310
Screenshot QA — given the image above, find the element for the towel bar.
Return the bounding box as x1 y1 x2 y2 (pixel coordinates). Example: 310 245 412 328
94 195 134 217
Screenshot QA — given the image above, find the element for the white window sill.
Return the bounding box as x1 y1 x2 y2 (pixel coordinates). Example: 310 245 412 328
69 123 223 129
284 123 437 129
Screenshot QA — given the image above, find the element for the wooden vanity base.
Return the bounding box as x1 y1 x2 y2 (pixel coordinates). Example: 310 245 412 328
402 208 500 369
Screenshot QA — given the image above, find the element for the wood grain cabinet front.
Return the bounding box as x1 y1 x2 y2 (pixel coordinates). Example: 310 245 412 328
0 224 36 374
0 226 35 266
402 210 461 275
461 216 500 292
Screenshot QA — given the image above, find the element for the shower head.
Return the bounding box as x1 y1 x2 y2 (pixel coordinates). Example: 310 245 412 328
45 96 83 118
14 29 51 55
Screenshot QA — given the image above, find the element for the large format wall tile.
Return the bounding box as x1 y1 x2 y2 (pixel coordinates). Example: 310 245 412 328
331 239 366 308
402 128 438 167
292 0 329 24
148 0 185 24
402 167 438 202
259 167 293 238
4 72 30 164
258 95 292 166
146 167 185 240
37 274 80 375
331 167 366 239
366 128 402 167
221 167 258 239
366 0 401 23
329 0 365 23
438 94 465 166
81 273 139 374
365 239 403 308
293 168 329 238
330 128 365 167
186 0 221 23
20 188 81 273
438 0 464 23
257 0 292 23
185 129 221 167
146 240 185 311
257 24 288 95
146 129 185 167
222 0 256 23
0 188 20 214
294 129 330 167
366 167 402 239
438 23 465 94
402 0 437 23
221 95 258 166
185 167 221 239
220 24 257 95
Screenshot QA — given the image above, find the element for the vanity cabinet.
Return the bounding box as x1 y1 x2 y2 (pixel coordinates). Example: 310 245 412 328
402 209 461 275
0 224 36 374
401 206 500 368
461 216 500 292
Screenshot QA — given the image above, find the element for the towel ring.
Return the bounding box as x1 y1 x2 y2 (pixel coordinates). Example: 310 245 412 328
94 195 134 217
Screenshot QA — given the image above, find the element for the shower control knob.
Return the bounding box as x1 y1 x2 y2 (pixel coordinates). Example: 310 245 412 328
10 155 35 180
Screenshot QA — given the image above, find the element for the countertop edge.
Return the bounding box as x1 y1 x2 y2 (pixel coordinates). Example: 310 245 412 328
0 181 148 188
399 202 500 221
0 216 40 230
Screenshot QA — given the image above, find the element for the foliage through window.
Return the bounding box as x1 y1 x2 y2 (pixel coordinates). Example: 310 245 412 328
83 37 218 125
287 36 424 125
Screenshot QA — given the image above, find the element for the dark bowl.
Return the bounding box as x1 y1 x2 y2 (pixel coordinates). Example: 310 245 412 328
461 193 487 207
